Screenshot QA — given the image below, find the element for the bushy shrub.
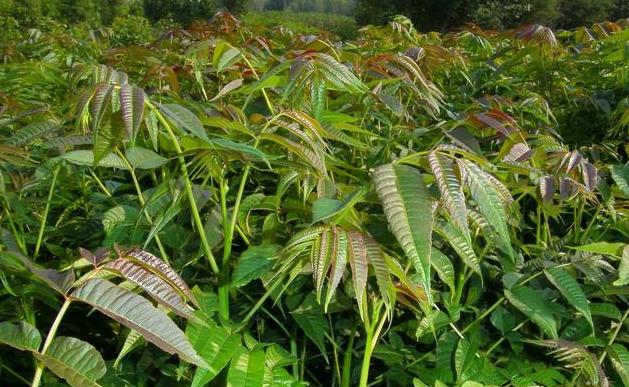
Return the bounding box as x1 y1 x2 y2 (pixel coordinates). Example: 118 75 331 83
0 15 21 42
142 0 219 25
244 11 358 39
469 0 559 29
111 15 152 46
557 0 615 28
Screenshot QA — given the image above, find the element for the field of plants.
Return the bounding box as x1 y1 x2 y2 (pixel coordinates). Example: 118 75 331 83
0 11 628 387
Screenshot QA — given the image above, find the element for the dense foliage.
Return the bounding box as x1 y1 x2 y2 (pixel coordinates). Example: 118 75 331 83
356 0 629 30
0 11 629 387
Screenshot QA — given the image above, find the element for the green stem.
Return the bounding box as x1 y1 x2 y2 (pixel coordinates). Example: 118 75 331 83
485 321 525 357
461 297 505 335
218 180 231 320
116 149 170 264
3 203 27 255
89 169 111 197
573 200 585 243
31 298 71 387
598 308 629 363
236 289 290 336
291 326 299 379
341 326 356 387
218 163 254 320
151 105 220 276
358 328 374 387
462 263 573 335
241 277 282 324
328 317 341 385
34 165 60 259
240 55 275 115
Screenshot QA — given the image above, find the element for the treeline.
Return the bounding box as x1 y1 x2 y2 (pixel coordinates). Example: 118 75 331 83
0 0 249 27
356 0 629 31
1 0 628 31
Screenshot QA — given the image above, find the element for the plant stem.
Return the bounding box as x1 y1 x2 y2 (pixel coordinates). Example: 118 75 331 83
598 308 629 363
116 149 170 263
291 326 299 379
218 180 231 320
3 203 27 255
358 327 374 387
218 163 253 320
89 169 111 197
328 316 342 385
151 105 220 276
461 296 505 335
31 298 71 387
241 277 282 324
341 325 356 387
33 165 60 259
240 54 275 115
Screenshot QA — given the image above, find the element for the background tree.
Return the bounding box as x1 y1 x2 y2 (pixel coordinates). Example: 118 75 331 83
142 0 219 24
557 0 615 28
355 0 624 30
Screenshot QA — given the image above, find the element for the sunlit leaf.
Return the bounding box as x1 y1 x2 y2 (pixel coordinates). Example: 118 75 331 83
34 337 106 387
71 279 206 367
0 321 41 352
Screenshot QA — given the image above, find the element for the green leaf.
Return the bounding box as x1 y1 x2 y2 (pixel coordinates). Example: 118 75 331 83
119 84 145 137
372 164 433 302
505 286 558 339
60 150 129 170
348 231 369 319
429 152 469 242
609 343 629 386
0 321 41 351
123 249 197 306
211 79 243 101
325 230 347 311
569 242 624 256
227 348 266 387
125 146 169 169
113 330 144 368
610 164 629 197
490 306 517 334
291 297 328 362
364 235 395 313
71 279 206 367
209 138 270 164
160 104 209 143
188 321 242 387
434 331 457 383
431 248 456 296
434 219 480 275
213 42 242 72
458 159 512 260
614 245 629 286
231 244 279 288
91 83 114 133
589 303 621 320
7 119 60 147
312 198 343 223
312 187 368 224
544 266 592 329
455 338 478 381
312 228 336 301
93 112 125 165
311 75 326 119
34 336 106 387
103 258 194 319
